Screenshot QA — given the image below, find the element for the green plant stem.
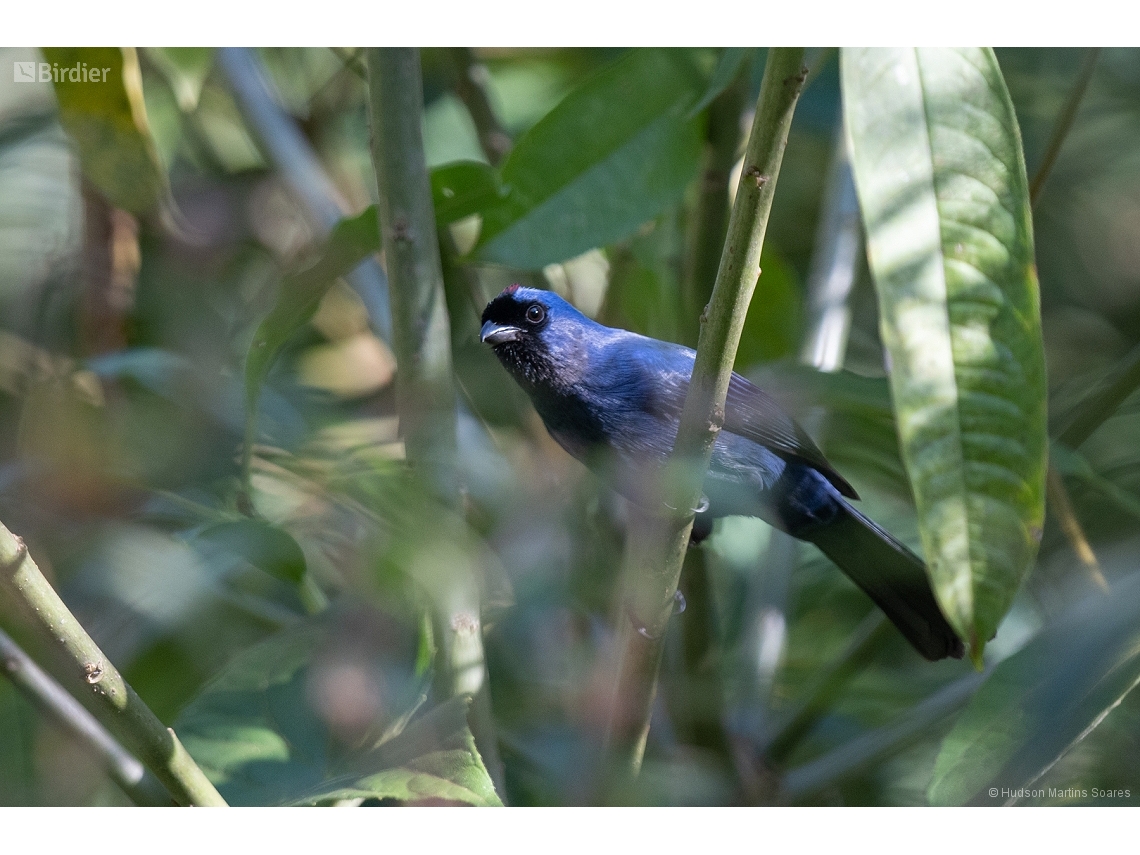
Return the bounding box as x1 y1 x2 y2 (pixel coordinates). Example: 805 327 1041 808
1024 47 1103 592
604 48 807 778
447 47 511 167
680 59 749 348
1046 461 1109 592
0 626 171 805
1028 47 1100 206
365 47 506 800
0 522 227 806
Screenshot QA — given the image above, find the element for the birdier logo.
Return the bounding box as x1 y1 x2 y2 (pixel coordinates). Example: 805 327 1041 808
12 61 110 83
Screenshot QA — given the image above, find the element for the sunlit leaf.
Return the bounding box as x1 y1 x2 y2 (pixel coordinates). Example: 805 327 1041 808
843 47 1047 662
43 47 166 214
476 48 706 268
928 572 1140 805
176 617 500 806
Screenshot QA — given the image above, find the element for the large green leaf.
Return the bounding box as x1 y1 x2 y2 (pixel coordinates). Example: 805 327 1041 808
475 48 706 268
175 618 501 806
842 48 1047 662
42 47 166 214
928 571 1140 805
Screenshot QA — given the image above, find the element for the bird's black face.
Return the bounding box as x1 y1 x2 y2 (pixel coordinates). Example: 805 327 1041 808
480 285 557 387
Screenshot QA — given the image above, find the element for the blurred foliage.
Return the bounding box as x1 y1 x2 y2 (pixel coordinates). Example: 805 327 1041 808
0 45 1138 807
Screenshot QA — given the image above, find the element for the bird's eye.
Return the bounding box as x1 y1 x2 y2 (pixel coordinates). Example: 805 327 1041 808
525 304 545 325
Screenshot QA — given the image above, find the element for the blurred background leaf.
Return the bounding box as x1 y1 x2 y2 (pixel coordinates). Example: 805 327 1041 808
175 612 500 806
43 48 167 215
929 570 1140 805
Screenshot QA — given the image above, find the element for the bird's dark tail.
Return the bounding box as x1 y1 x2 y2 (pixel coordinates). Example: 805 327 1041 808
804 501 964 661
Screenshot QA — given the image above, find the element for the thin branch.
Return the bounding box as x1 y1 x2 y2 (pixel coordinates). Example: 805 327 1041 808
0 522 227 806
1029 47 1100 206
447 48 512 167
365 47 506 801
0 626 171 806
604 48 808 778
1023 47 1103 590
721 111 866 788
1046 462 1109 591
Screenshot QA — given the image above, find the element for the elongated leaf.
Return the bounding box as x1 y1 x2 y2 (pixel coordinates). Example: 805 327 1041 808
843 48 1047 662
928 571 1140 805
244 206 380 408
476 48 706 268
431 160 501 225
42 47 166 213
176 618 500 806
194 519 307 585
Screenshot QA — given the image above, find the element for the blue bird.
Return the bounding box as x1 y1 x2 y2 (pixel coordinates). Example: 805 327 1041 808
481 285 964 661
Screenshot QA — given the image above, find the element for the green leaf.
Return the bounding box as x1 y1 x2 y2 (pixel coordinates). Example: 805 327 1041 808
286 696 502 806
144 47 215 112
1051 441 1140 523
476 48 706 268
431 160 501 225
928 572 1140 805
688 47 752 119
42 47 166 214
195 519 307 585
244 206 380 409
842 48 1048 662
176 618 500 806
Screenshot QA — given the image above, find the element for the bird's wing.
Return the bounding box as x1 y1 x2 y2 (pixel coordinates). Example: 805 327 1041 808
724 372 859 499
625 336 859 500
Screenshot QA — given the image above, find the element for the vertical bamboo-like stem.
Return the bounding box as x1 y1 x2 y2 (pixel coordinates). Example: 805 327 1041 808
366 48 456 486
605 48 807 778
0 522 226 806
365 48 505 798
666 51 750 764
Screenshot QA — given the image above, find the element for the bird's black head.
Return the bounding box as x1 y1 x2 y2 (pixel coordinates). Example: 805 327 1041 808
480 285 594 392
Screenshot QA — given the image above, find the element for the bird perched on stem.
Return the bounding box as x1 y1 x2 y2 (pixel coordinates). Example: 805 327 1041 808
480 285 964 661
